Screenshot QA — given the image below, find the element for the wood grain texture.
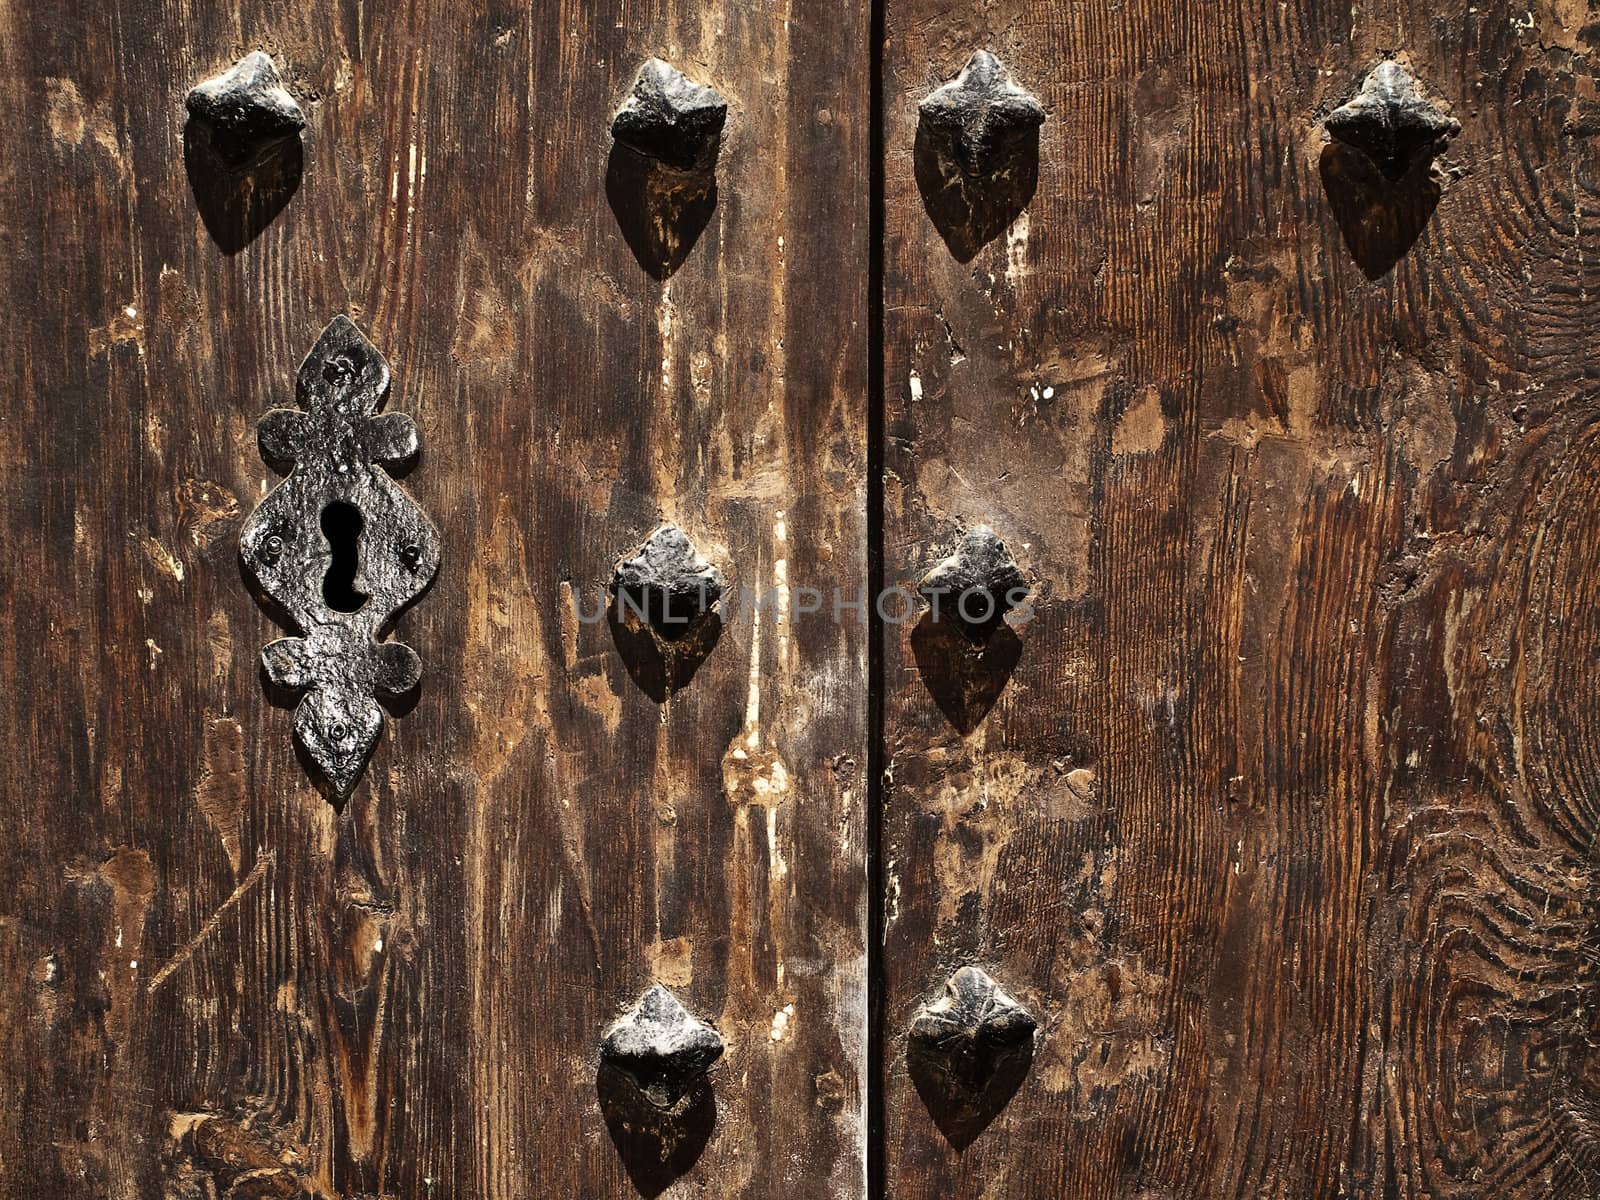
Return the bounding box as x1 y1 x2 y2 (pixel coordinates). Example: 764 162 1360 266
880 0 1598 1197
0 2 867 1196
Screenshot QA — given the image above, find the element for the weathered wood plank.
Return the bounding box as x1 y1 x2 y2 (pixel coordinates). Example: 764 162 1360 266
0 2 867 1196
880 1 1598 1196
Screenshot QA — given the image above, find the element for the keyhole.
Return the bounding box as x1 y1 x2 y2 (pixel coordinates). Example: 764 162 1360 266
320 501 368 613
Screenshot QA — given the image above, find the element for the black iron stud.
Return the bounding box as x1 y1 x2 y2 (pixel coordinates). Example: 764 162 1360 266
918 527 1028 641
915 52 1045 261
185 51 305 170
910 966 1037 1094
918 51 1045 179
1325 59 1459 182
907 965 1037 1146
612 525 725 643
601 984 725 1110
612 59 728 172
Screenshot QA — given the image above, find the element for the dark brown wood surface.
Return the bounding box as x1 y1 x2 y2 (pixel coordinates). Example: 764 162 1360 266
0 3 867 1197
4 0 1598 1197
880 1 1599 1198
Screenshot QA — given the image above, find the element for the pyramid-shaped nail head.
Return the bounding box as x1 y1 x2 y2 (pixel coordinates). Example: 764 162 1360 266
612 59 729 171
186 51 306 169
910 966 1037 1093
919 51 1045 176
1325 60 1459 181
919 526 1028 638
613 524 726 642
601 984 725 1109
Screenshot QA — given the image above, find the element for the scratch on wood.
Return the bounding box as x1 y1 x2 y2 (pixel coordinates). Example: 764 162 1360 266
146 852 273 994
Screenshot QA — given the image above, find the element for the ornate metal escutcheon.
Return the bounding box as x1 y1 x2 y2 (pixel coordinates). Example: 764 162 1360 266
240 316 439 797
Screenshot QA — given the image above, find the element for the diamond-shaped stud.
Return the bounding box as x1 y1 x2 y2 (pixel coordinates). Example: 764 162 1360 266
909 966 1037 1094
186 51 305 169
601 984 725 1110
613 525 725 642
1324 60 1459 182
918 51 1045 178
612 59 728 172
918 527 1028 640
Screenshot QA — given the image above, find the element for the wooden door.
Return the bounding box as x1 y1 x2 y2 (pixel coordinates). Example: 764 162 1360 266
879 2 1600 1198
3 1 1596 1198
1 2 867 1197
